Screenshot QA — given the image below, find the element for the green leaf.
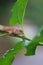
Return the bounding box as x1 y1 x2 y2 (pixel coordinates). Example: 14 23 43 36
0 41 25 65
0 58 3 65
9 0 28 25
25 36 43 56
40 25 43 36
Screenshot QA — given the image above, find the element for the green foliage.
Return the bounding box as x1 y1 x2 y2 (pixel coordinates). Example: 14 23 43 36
40 26 43 36
0 0 43 65
25 36 43 56
25 26 43 56
9 0 28 25
0 41 25 65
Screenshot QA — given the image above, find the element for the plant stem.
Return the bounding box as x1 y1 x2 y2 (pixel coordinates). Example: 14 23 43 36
0 30 31 41
38 44 43 46
0 30 43 46
13 34 31 41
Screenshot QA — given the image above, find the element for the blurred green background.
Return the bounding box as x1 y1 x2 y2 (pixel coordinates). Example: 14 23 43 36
0 0 43 26
25 0 43 26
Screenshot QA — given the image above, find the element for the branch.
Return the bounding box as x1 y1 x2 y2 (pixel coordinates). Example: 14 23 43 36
13 34 31 41
0 30 43 46
38 44 43 46
0 30 31 41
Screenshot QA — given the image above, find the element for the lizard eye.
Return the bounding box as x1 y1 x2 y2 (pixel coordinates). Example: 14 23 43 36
19 30 24 34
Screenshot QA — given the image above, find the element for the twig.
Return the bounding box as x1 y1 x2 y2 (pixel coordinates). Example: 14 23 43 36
0 30 31 41
13 34 31 41
38 44 43 46
0 30 43 46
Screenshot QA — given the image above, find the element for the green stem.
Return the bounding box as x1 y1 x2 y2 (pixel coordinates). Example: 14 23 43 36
0 30 43 46
0 30 31 41
13 34 31 41
0 33 8 36
38 44 43 46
